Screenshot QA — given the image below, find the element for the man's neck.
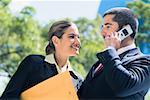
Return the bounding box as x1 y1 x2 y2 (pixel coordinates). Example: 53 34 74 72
120 37 134 48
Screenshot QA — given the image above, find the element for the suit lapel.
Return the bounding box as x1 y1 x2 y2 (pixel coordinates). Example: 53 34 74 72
84 68 94 82
93 68 104 78
85 61 104 81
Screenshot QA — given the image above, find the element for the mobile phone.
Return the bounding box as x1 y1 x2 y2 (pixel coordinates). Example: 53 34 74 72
118 25 133 41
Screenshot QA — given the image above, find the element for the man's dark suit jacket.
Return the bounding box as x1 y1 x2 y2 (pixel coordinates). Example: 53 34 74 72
78 48 150 100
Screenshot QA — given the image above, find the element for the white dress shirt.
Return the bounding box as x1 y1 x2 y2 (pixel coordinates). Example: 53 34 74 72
117 43 136 55
105 43 136 55
44 54 83 92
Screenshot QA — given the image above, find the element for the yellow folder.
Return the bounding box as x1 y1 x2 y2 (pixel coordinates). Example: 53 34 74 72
21 71 78 100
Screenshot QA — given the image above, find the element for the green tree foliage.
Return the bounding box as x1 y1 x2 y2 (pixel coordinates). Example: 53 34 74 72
0 0 11 7
145 93 150 100
142 0 150 3
127 0 150 44
0 2 45 76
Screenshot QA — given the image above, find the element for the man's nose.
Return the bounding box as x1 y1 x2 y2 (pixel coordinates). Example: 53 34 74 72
101 29 108 36
102 28 112 36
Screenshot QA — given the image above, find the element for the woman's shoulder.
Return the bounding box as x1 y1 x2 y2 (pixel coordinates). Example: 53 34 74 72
18 54 45 70
24 54 45 61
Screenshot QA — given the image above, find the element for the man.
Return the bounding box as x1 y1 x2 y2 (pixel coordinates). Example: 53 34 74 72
77 7 150 100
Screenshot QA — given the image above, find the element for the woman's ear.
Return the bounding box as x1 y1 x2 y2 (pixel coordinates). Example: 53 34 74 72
52 36 60 47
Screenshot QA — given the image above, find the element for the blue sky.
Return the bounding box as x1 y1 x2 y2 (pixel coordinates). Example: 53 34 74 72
9 0 100 24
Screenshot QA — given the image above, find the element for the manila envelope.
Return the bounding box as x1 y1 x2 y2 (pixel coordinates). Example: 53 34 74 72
21 71 78 100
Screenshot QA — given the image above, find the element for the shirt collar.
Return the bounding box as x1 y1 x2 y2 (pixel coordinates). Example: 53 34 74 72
117 43 136 55
44 54 72 73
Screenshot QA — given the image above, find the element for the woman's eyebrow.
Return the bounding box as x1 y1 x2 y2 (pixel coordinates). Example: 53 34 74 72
68 33 75 35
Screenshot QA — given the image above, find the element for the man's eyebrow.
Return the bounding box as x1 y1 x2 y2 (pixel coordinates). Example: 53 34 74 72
104 23 112 25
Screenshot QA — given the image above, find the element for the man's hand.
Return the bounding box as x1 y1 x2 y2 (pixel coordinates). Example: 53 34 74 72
104 32 121 50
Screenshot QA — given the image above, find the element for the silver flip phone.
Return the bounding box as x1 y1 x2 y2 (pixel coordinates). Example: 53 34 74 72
118 25 133 41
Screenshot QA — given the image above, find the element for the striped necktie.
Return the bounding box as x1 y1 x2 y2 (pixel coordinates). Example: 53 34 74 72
92 63 103 77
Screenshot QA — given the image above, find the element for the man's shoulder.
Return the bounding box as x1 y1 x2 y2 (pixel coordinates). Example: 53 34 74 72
139 54 150 61
125 54 150 65
133 54 150 60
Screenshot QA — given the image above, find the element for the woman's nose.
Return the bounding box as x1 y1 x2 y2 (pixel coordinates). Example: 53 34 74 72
75 37 81 48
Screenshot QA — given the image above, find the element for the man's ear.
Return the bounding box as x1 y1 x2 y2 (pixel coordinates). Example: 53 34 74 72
52 36 60 47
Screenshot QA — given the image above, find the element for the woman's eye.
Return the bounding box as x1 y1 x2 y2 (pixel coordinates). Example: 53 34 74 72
69 35 75 39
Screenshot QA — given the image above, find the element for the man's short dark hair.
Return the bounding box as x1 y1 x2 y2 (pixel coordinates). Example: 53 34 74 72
103 7 138 39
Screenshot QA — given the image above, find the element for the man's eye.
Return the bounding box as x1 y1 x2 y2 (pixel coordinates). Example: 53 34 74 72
106 26 111 29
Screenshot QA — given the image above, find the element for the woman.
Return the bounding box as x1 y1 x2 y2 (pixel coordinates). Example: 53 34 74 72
1 20 83 99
